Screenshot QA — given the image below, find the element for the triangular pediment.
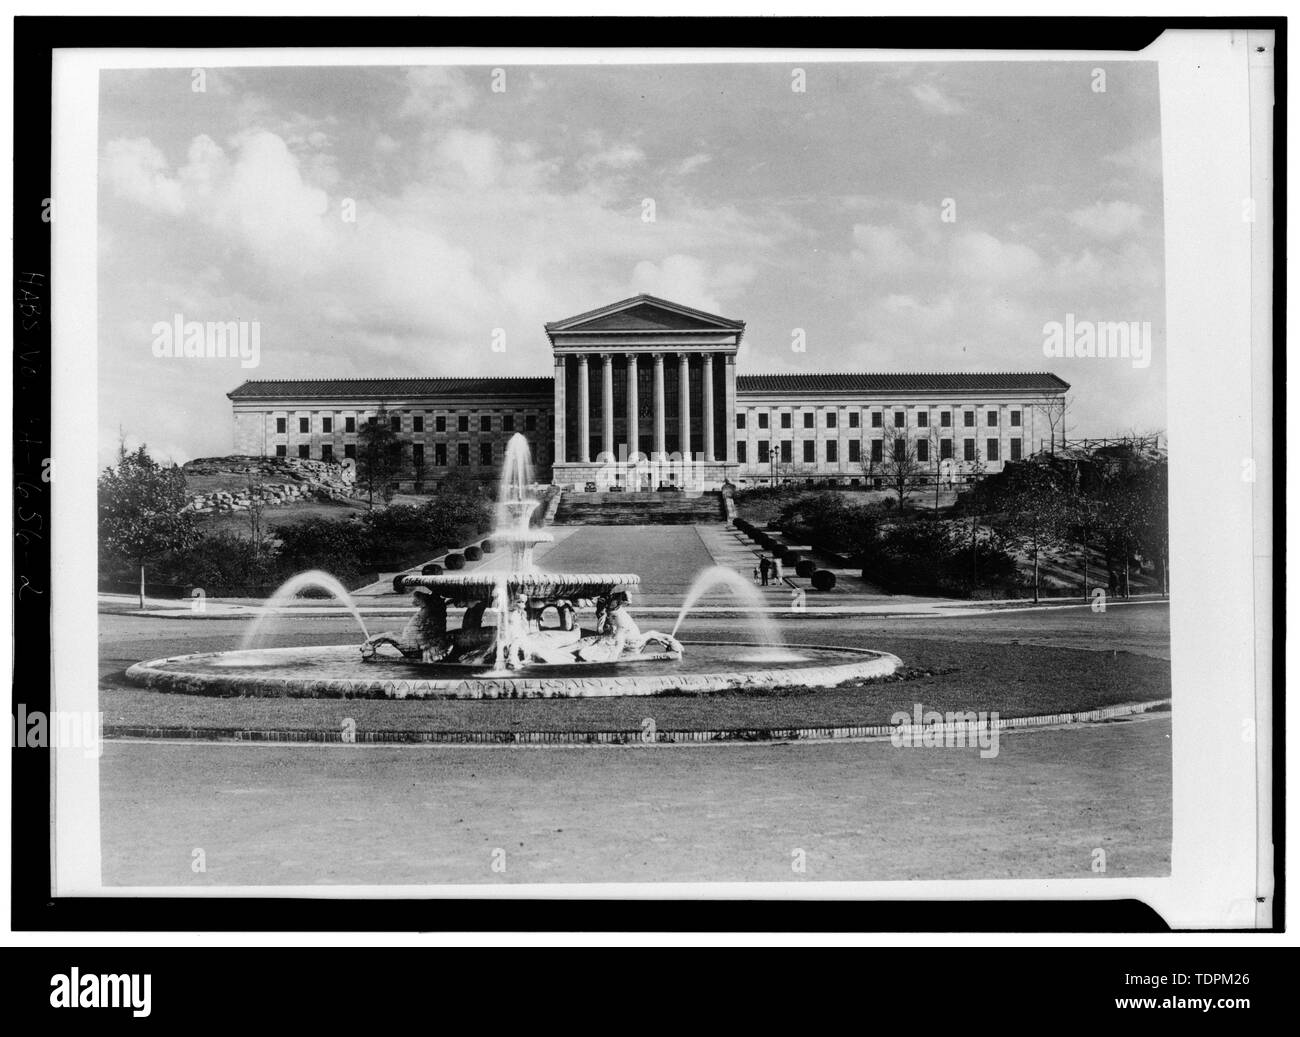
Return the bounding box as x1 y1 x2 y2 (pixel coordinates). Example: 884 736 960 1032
546 295 744 334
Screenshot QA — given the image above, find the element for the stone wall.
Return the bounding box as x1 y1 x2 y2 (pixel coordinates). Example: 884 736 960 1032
182 455 357 514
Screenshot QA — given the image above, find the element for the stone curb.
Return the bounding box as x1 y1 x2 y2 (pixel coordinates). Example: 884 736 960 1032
103 698 1170 748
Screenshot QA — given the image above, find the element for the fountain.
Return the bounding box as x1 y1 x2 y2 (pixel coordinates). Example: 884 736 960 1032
125 434 900 699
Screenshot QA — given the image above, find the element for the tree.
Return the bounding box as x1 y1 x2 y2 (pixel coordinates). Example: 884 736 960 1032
879 433 923 509
1035 392 1073 454
98 443 199 607
971 460 1072 603
357 407 404 509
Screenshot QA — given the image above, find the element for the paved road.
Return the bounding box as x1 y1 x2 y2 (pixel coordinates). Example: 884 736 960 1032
101 715 1170 885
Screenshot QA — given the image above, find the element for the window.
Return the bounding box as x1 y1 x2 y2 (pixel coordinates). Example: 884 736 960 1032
827 411 838 429
758 440 770 464
345 417 356 433
435 443 447 466
525 414 536 431
894 437 906 459
963 411 975 427
737 441 747 463
987 410 998 427
367 415 377 426
320 444 333 460
436 415 447 432
322 417 333 434
1010 410 1021 427
457 443 470 466
390 415 401 432
849 440 861 463
299 417 310 433
803 441 815 463
275 444 287 457
871 411 882 428
780 441 792 463
758 412 769 430
826 440 838 463
940 438 953 460
480 442 493 465
987 438 1000 462
849 411 860 428
963 438 976 461
917 412 928 428
916 439 929 463
737 412 746 429
870 440 883 463
894 410 905 428
413 415 424 433
298 444 310 458
344 444 356 460
457 415 469 433
503 414 514 432
480 415 492 432
780 412 792 429
803 412 815 429
940 411 951 428
1010 438 1022 461
411 443 424 466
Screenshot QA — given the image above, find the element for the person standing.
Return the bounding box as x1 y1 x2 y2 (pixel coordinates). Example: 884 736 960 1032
772 556 784 583
760 556 771 586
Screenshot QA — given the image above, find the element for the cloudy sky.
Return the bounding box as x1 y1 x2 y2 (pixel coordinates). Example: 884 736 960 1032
98 60 1165 465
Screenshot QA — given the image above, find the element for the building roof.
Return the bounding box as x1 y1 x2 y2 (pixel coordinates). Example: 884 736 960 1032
736 372 1070 394
545 294 745 335
227 376 553 400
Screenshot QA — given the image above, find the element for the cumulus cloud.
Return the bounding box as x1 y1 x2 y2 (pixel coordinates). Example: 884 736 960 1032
1067 200 1146 240
630 254 756 314
910 82 963 115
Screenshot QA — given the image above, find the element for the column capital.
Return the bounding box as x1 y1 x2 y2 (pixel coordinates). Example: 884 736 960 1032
601 352 613 364
577 353 589 366
653 353 665 367
724 354 737 366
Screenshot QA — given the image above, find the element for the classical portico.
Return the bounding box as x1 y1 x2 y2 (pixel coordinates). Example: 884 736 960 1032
546 295 743 491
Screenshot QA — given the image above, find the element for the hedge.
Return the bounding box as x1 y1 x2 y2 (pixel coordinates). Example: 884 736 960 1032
811 569 836 591
480 539 494 554
444 553 465 570
420 563 444 576
464 545 483 562
796 559 815 579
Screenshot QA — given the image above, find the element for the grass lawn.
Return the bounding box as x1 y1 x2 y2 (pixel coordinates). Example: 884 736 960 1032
101 637 1169 736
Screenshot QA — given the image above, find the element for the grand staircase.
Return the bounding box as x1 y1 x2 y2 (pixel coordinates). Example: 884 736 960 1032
552 490 726 525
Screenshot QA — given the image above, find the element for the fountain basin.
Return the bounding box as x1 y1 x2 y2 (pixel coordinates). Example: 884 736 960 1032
395 572 640 606
124 642 901 699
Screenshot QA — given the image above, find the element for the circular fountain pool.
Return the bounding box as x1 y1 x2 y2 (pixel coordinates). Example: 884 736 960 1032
124 641 901 699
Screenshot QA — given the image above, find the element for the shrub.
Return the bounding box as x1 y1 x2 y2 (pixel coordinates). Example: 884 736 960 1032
783 552 802 568
444 552 465 570
420 563 443 575
811 569 836 591
464 545 482 562
796 560 815 579
480 539 494 553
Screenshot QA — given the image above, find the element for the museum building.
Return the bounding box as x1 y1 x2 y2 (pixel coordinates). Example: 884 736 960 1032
228 295 1070 491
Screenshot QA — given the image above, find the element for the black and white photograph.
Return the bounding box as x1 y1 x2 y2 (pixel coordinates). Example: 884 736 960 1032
18 15 1277 958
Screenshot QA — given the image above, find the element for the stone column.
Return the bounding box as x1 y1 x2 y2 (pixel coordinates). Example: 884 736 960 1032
678 352 691 460
702 353 715 462
577 354 590 463
553 355 566 465
626 353 639 458
653 354 666 459
601 353 614 460
725 355 738 464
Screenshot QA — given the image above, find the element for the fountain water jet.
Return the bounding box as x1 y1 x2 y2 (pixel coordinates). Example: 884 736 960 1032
671 565 803 663
241 570 370 650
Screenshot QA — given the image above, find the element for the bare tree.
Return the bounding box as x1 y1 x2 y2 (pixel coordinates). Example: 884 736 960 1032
880 433 923 510
1035 392 1073 454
